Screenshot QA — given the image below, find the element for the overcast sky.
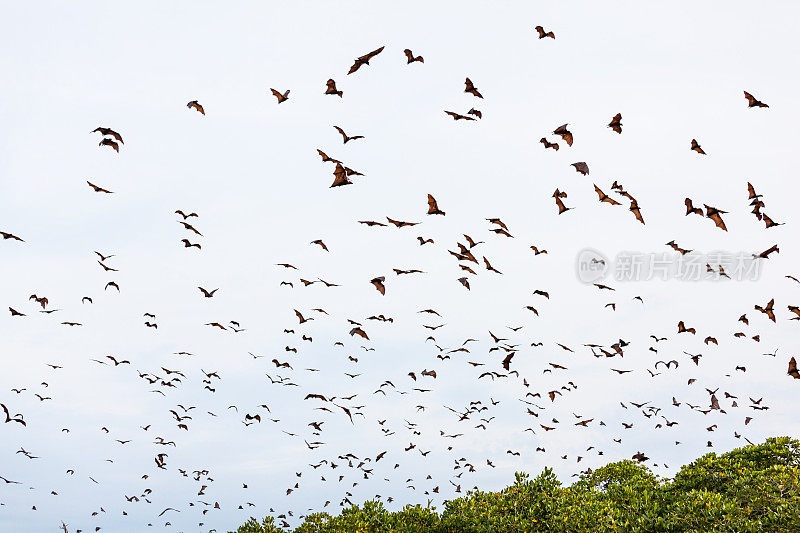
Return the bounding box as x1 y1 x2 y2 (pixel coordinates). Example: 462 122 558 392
2 1 799 532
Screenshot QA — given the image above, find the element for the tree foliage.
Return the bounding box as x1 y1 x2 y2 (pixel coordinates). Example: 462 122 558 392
232 437 800 532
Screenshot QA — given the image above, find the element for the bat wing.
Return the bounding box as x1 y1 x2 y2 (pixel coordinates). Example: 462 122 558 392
789 357 800 379
404 49 414 62
630 204 645 224
708 213 728 231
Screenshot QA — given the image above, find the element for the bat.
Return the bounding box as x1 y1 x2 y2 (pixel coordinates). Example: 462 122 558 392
444 110 475 121
99 138 119 152
316 149 341 164
762 214 784 229
457 277 470 290
608 113 622 134
198 287 218 298
553 124 573 146
629 200 645 224
685 198 703 216
403 49 423 63
330 163 352 187
86 181 113 193
1 231 24 241
594 185 621 205
386 217 418 227
677 321 696 334
553 188 571 214
666 240 691 255
534 25 555 39
483 256 502 274
348 46 385 74
464 78 483 98
754 298 776 322
180 239 201 249
755 244 779 258
427 194 445 215
704 205 728 231
540 137 559 150
270 88 290 103
333 126 363 143
186 100 205 114
349 327 369 340
691 139 706 154
325 79 342 97
744 91 768 108
175 210 198 219
370 276 386 295
571 162 589 175
788 357 799 379
179 221 202 235
468 108 482 119
92 127 123 143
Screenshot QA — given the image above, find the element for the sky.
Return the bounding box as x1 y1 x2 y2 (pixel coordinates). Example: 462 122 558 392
2 1 800 531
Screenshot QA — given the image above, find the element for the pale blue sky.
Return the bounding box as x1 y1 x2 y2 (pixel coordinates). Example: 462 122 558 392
2 2 799 531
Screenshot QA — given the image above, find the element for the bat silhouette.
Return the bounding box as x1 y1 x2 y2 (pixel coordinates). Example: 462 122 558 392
333 126 363 143
198 287 218 298
540 138 559 150
403 49 423 63
350 327 369 340
468 108 482 119
572 162 589 175
743 91 768 108
553 124 573 146
788 357 799 379
270 88 290 103
594 185 621 205
444 110 475 121
678 321 696 334
427 194 445 215
1 231 24 241
181 239 201 249
535 26 555 39
629 200 645 224
2 403 26 426
755 244 779 258
99 138 119 152
186 100 205 114
325 79 342 97
553 189 571 214
330 163 352 187
666 240 692 255
464 78 483 98
348 46 384 74
386 217 418 227
685 198 703 216
704 205 728 231
655 360 679 369
175 210 198 219
754 298 775 322
179 221 202 235
97 260 117 271
91 127 123 143
608 113 622 134
691 139 706 154
370 276 386 295
317 149 341 164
